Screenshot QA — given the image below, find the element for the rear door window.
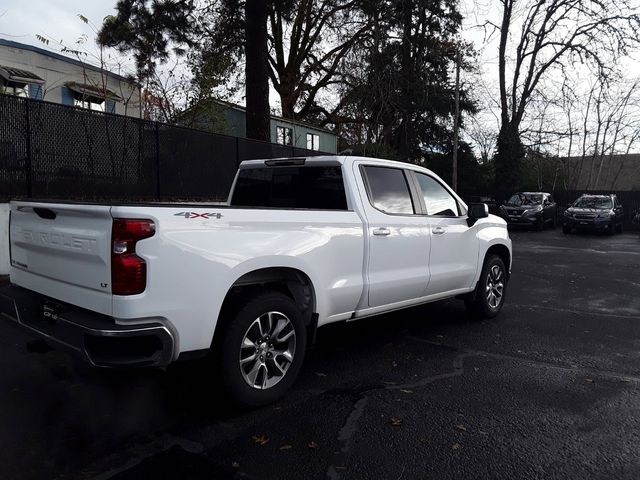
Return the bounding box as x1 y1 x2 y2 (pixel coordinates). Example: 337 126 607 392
362 166 415 215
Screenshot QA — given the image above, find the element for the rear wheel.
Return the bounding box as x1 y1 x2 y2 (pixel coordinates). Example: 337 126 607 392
536 216 545 231
607 221 615 235
220 291 307 407
616 222 624 234
562 226 571 234
465 255 507 319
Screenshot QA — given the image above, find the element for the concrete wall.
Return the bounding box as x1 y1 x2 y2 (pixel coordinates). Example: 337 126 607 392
0 204 9 276
0 40 141 117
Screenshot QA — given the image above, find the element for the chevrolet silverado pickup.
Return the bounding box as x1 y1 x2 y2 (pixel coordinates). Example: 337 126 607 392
0 156 512 405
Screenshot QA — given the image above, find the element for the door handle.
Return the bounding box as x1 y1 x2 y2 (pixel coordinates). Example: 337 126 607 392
372 227 391 236
432 226 445 235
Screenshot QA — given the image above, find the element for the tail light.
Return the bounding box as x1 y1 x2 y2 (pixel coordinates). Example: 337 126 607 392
111 219 155 295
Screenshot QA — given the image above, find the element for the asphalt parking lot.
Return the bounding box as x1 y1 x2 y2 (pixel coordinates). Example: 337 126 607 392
1 228 640 480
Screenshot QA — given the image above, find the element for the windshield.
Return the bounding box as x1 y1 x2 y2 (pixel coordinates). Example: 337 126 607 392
573 197 613 209
506 193 543 206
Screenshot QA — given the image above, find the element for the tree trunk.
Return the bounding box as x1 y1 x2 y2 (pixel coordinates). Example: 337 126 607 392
280 85 297 120
397 0 413 159
245 0 270 141
494 122 525 199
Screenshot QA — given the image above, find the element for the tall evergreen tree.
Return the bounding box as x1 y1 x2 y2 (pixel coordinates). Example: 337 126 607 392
337 0 475 162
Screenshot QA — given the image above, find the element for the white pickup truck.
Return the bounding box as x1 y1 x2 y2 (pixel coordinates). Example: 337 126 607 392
0 156 511 405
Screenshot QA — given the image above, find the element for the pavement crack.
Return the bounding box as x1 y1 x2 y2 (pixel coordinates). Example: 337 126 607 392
325 396 369 480
510 303 640 319
406 335 640 384
386 351 473 391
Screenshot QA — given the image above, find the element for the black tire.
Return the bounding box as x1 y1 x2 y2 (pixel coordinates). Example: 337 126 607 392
220 291 307 407
464 254 508 319
536 216 545 231
616 222 624 234
551 215 557 229
562 226 570 235
607 221 615 235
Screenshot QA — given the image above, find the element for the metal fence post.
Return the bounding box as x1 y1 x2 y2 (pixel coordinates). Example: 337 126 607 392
155 122 160 200
236 137 240 169
24 98 33 197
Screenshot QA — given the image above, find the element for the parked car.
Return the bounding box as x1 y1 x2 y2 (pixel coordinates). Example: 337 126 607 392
499 192 557 230
563 194 624 235
0 156 512 406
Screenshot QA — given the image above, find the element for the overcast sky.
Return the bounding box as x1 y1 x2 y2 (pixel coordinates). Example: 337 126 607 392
0 0 115 47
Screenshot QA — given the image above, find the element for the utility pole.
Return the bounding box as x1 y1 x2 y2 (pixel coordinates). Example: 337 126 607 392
452 49 461 191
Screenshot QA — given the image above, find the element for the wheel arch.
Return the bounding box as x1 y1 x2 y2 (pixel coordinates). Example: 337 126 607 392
211 266 318 349
485 243 511 277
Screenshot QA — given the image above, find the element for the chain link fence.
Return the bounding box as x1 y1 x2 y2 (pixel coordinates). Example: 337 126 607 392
0 94 328 202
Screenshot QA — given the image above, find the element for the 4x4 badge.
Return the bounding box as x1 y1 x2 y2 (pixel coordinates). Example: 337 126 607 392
174 212 223 219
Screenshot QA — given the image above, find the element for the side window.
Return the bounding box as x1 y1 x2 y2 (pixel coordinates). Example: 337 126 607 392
363 166 414 215
415 173 459 216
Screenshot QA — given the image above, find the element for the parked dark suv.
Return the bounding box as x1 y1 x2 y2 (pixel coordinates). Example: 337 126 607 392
562 194 623 235
500 192 557 230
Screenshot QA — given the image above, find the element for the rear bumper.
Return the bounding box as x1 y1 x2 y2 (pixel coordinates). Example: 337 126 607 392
0 284 175 368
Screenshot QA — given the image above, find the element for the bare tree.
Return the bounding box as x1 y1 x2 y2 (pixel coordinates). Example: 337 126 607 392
494 0 640 191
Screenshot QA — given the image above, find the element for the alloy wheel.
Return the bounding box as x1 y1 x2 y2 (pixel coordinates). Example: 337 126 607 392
485 264 504 309
239 311 296 390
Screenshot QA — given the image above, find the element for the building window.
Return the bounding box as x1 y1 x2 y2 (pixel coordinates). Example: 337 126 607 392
73 94 106 112
0 79 29 97
306 133 320 151
276 126 293 146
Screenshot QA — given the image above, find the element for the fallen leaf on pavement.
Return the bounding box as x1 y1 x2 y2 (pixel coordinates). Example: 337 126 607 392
252 435 270 446
315 372 327 377
308 441 318 449
452 443 461 450
400 389 413 394
279 444 292 450
455 424 467 433
585 378 594 383
383 381 397 385
390 418 403 426
232 462 240 469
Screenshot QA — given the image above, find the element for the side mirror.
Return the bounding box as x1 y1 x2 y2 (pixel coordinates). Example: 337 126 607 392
467 203 489 227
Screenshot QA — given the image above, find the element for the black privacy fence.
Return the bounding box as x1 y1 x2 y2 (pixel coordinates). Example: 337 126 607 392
0 94 326 202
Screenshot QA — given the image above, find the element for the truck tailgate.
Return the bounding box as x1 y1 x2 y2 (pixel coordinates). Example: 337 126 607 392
9 201 113 315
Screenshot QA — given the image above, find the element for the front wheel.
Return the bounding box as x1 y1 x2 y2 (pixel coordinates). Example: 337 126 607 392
465 255 508 319
220 291 307 407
